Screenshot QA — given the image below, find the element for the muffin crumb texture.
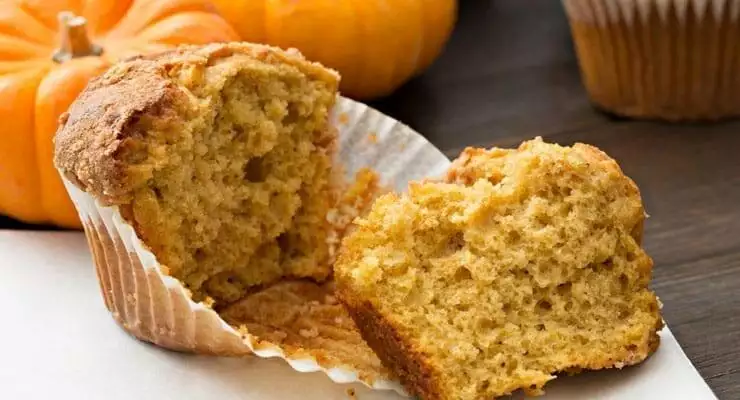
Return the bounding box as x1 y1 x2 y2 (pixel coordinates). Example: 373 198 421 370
55 43 340 305
336 138 663 400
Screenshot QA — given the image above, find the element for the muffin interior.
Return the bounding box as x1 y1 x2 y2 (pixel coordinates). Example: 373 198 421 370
337 140 662 399
117 53 337 304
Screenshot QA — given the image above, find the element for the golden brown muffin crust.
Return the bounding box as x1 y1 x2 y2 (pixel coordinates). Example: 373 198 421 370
54 42 339 204
336 138 662 399
339 292 443 399
54 59 181 204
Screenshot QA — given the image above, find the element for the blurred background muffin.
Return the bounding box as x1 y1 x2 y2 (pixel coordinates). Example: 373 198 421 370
563 0 740 121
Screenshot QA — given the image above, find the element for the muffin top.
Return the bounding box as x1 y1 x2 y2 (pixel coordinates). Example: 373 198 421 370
54 42 339 205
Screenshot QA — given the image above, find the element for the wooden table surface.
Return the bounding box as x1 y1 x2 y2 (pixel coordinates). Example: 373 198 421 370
2 1 738 398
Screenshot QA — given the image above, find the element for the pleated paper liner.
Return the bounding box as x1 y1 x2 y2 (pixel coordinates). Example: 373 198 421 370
563 0 740 121
61 96 450 394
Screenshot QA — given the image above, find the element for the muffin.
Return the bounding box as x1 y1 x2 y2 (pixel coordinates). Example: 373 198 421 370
563 0 740 121
55 42 339 306
54 42 357 355
335 138 663 399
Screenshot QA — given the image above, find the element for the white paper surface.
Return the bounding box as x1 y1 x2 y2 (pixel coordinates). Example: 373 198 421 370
0 231 717 399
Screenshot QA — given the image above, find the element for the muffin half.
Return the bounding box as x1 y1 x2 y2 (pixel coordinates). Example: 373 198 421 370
56 43 339 306
336 138 663 399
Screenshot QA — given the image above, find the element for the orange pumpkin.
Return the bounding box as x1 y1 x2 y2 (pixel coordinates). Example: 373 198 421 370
0 0 238 228
212 0 457 100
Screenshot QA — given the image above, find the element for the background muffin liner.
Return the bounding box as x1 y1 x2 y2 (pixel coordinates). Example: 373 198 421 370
60 96 450 393
562 0 740 120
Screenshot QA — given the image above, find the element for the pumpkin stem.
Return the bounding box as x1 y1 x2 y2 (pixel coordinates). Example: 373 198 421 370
53 12 103 63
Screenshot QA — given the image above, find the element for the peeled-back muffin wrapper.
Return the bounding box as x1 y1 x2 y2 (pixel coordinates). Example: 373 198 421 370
562 0 740 120
61 96 450 393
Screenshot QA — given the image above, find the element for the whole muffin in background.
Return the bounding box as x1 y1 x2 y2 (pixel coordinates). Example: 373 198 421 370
335 139 663 399
563 0 740 121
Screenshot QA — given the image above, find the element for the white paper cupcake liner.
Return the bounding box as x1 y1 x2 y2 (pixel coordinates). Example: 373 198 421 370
61 96 450 394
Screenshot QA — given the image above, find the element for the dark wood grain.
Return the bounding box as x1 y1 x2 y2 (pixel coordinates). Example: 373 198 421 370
2 1 737 398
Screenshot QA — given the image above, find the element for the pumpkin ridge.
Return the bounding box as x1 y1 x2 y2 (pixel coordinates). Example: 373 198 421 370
3 68 50 223
0 60 48 75
0 35 51 61
107 0 222 39
0 7 55 46
81 0 135 37
130 11 239 45
17 3 62 31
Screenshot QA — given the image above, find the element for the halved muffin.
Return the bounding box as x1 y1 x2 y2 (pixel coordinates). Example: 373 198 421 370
55 43 339 305
335 138 663 399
